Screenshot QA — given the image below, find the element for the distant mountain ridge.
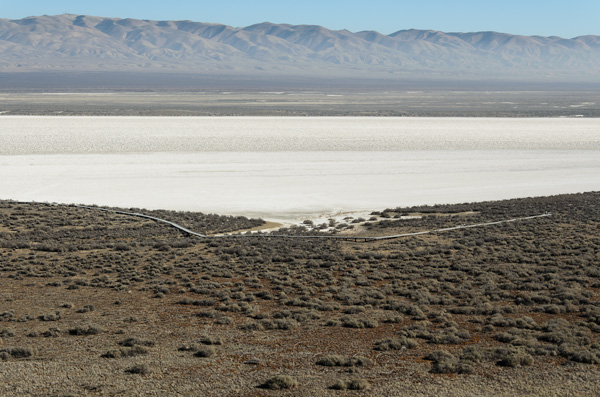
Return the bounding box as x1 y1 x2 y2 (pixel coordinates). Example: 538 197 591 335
1 14 599 78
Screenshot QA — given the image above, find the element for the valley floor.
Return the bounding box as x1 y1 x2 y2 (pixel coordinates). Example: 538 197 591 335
1 88 600 117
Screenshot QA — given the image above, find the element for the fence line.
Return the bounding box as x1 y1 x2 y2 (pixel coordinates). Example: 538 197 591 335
75 205 552 242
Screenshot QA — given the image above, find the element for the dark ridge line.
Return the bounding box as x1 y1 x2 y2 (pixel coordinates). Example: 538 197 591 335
74 204 552 242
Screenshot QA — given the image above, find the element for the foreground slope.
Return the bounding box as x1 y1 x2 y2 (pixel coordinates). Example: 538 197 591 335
1 192 600 395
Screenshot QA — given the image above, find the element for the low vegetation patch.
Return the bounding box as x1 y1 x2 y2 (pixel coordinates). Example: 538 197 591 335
259 375 298 390
330 378 371 390
1 193 600 394
316 355 372 367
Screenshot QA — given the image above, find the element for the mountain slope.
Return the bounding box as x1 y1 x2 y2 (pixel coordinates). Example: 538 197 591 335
1 14 599 78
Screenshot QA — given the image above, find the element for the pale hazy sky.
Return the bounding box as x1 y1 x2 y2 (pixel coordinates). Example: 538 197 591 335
3 0 599 38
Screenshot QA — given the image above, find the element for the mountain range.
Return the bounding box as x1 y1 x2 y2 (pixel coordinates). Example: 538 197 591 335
1 14 600 79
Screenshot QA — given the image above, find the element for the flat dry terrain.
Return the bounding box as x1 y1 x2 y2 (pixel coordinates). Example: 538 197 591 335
1 193 600 395
1 89 599 117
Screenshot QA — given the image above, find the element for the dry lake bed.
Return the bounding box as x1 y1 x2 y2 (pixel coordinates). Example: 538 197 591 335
0 116 599 223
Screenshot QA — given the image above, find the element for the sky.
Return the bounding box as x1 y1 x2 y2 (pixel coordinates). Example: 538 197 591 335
2 0 599 38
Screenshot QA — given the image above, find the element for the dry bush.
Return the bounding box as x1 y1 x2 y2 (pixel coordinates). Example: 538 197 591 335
260 375 298 390
316 355 372 367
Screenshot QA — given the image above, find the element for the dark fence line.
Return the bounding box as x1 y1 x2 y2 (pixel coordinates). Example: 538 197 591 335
74 205 207 237
75 204 552 243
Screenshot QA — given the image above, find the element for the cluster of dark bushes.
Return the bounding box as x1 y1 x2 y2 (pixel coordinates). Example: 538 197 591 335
0 346 34 360
0 200 265 253
105 206 265 235
101 337 155 359
1 192 600 376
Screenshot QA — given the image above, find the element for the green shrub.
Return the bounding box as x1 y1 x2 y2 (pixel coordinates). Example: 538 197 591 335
68 325 102 336
194 346 216 358
120 346 149 357
496 349 534 367
0 329 15 338
316 355 372 367
100 350 120 358
330 378 371 390
42 328 60 338
125 364 149 374
374 337 418 351
382 315 404 324
200 336 223 345
76 304 95 313
118 337 155 347
39 312 61 321
1 347 34 359
341 317 378 329
347 379 371 390
427 350 474 374
260 375 298 390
